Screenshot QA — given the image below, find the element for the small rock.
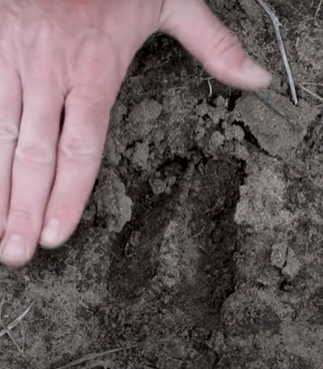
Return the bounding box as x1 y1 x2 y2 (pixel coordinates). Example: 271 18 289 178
233 125 245 142
215 96 227 108
271 242 288 269
195 124 206 142
196 100 210 117
234 143 249 160
131 141 150 170
223 122 245 142
149 178 167 195
209 131 225 151
282 248 301 279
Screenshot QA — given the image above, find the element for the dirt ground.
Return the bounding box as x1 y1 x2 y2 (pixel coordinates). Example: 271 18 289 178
1 0 323 368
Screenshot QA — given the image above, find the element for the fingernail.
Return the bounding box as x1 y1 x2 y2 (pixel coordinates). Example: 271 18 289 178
241 59 271 86
1 235 26 262
41 219 61 245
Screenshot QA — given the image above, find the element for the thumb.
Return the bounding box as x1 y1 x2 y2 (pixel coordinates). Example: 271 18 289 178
159 0 271 89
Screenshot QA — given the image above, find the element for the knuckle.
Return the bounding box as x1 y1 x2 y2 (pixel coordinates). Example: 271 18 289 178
0 119 19 143
79 51 105 78
34 67 54 83
78 59 109 87
61 136 99 161
209 29 240 56
10 206 33 223
74 36 117 85
15 143 55 167
29 63 58 85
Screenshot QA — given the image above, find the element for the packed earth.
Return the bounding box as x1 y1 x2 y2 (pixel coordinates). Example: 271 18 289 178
1 0 323 368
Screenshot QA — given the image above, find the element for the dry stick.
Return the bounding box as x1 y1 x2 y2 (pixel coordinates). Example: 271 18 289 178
55 338 173 369
21 320 26 353
255 89 290 121
299 84 323 103
55 343 144 369
0 298 25 356
301 82 323 87
256 0 298 105
0 301 34 338
207 79 213 97
0 300 36 369
315 0 323 17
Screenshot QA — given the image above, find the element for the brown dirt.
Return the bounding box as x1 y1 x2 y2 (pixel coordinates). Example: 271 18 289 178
1 0 323 368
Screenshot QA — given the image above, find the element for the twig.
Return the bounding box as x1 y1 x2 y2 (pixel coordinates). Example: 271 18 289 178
255 89 290 121
55 338 174 369
0 300 36 369
299 84 323 102
54 343 144 369
0 301 34 337
256 0 298 105
21 320 26 353
207 80 213 97
0 298 25 356
315 0 323 17
301 82 323 87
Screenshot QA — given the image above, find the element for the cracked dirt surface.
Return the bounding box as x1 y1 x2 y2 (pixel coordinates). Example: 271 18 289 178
1 0 323 368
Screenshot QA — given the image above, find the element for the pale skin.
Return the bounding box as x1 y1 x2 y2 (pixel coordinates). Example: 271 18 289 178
0 0 270 267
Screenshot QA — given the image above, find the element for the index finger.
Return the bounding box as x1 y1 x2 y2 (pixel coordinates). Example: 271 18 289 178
159 0 271 89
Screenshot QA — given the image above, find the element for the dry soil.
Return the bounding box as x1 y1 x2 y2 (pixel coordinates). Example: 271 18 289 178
1 0 323 368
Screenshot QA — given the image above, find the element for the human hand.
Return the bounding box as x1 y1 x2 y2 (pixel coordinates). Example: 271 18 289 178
0 0 270 266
